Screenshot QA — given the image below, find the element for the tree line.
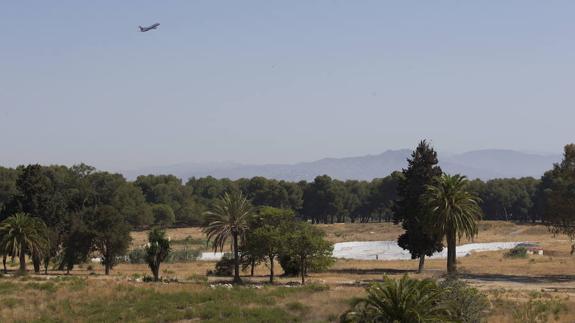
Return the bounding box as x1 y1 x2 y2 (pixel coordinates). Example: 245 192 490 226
0 164 551 230
0 142 573 277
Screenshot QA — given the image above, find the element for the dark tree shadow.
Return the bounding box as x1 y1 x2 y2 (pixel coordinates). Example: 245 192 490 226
459 273 575 284
327 268 416 275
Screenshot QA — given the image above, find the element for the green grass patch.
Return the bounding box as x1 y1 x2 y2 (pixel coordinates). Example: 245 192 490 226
186 274 208 283
36 283 328 322
2 297 19 309
0 281 17 293
285 301 310 314
26 282 58 293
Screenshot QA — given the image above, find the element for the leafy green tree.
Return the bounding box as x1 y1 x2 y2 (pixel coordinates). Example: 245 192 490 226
112 183 153 228
187 176 238 207
393 140 444 273
145 228 171 281
365 173 401 223
59 215 93 274
538 144 575 253
282 221 333 284
14 165 51 219
424 174 482 274
203 192 253 284
0 213 47 273
279 180 304 212
134 174 200 225
151 204 175 227
341 275 448 323
302 175 342 224
90 206 132 275
42 228 60 274
0 167 19 219
243 207 294 283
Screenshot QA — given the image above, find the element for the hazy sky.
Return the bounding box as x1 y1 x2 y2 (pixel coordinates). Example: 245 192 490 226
1 1 573 171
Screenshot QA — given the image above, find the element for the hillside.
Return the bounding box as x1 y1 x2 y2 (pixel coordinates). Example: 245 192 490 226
125 149 561 181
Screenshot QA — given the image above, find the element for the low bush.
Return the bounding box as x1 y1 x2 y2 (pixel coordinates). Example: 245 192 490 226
278 254 300 276
439 278 490 323
128 248 147 264
341 276 490 323
211 255 234 276
505 246 528 259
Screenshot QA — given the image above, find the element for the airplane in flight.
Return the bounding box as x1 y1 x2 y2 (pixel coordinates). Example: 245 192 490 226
139 23 160 32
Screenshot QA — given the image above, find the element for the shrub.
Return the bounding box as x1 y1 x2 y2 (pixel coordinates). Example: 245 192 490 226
439 278 490 323
142 275 155 283
341 276 490 323
505 246 528 259
210 254 234 277
278 254 300 276
128 248 147 264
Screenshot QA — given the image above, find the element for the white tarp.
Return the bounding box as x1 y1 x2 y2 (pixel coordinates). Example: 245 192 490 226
333 241 524 260
196 241 524 261
199 252 226 261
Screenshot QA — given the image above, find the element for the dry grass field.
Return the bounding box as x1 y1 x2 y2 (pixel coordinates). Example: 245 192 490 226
1 221 574 322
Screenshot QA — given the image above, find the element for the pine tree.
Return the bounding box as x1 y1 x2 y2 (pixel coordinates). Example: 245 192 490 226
393 140 444 272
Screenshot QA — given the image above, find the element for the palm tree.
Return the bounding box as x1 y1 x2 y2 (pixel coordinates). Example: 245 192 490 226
202 192 253 284
0 213 47 273
341 275 449 322
424 174 482 274
145 227 171 282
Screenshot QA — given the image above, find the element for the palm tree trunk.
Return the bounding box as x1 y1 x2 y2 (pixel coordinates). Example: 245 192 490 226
269 255 274 284
232 231 241 284
447 229 457 274
19 243 26 273
3 255 7 274
44 257 49 275
152 263 160 281
300 256 305 285
417 255 425 273
33 252 41 273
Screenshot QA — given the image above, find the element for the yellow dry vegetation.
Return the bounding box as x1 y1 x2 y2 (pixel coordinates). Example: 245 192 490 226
1 221 574 322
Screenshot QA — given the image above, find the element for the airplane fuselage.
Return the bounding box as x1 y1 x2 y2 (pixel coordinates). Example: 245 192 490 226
139 23 160 32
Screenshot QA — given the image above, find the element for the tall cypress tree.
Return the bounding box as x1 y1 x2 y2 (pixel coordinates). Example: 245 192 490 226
538 144 575 254
393 140 443 272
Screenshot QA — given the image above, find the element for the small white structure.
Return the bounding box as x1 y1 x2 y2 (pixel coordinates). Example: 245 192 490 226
198 252 226 261
526 246 544 255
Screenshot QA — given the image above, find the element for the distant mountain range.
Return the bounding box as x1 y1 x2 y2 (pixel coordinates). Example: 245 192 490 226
123 149 562 182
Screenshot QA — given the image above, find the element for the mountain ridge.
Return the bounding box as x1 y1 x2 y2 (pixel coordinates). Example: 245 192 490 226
123 149 561 181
